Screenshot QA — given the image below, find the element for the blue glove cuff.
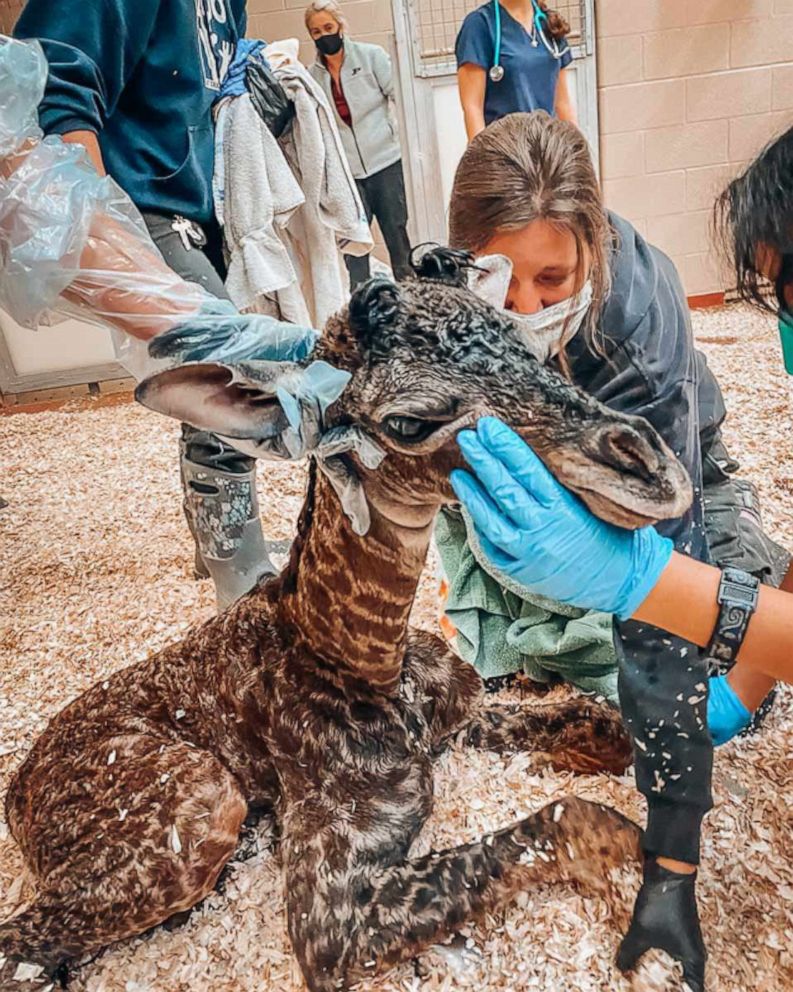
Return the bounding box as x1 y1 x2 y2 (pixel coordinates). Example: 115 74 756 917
614 527 674 621
707 674 752 747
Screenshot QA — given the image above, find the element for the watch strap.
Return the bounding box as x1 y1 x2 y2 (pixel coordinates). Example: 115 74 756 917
706 567 760 670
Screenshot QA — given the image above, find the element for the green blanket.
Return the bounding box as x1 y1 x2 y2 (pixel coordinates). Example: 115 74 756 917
435 508 620 703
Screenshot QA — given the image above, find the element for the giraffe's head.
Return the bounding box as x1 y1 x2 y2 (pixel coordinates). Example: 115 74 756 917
137 249 692 532
313 250 692 531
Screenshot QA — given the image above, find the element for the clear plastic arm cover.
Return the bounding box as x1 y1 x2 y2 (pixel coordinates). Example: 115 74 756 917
0 36 316 380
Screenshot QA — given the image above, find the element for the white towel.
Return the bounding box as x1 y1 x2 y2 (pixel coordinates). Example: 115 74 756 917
216 41 373 326
263 37 301 71
268 43 372 327
220 94 316 324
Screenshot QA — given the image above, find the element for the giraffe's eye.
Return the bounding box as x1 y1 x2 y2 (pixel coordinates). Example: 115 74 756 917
381 415 440 444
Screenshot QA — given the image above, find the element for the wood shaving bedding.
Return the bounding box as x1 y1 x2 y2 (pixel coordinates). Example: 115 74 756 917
0 305 790 992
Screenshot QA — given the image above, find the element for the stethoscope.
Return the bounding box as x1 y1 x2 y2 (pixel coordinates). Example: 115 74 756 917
489 0 571 83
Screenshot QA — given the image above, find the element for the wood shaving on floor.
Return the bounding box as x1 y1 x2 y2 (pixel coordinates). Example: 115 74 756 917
0 305 790 992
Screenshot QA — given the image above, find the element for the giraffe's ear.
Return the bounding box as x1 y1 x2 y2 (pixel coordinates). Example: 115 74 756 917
135 362 294 440
134 360 350 460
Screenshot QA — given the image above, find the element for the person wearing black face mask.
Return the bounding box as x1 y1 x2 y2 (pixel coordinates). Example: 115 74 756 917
306 0 412 289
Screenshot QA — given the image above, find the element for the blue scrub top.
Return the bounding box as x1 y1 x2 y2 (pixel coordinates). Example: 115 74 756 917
456 1 573 125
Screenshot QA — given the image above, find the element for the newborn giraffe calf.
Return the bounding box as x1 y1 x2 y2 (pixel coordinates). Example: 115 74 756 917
0 251 692 991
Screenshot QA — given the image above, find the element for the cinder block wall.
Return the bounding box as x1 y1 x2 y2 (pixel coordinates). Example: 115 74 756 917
597 0 793 297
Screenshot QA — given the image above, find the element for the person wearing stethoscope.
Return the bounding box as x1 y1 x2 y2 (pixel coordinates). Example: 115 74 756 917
456 0 575 140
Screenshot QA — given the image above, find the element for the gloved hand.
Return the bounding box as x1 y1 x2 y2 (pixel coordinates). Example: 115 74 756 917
450 417 674 620
617 859 707 992
218 38 269 103
136 353 384 534
707 674 752 746
148 299 318 365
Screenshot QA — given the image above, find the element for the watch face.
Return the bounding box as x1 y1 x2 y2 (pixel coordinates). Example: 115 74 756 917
720 567 759 606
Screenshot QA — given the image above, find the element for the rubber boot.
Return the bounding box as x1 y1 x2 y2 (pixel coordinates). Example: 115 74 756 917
180 456 276 612
178 454 212 580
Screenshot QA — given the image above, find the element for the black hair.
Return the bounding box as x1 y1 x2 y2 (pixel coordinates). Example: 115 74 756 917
346 247 479 354
714 124 793 312
348 277 401 348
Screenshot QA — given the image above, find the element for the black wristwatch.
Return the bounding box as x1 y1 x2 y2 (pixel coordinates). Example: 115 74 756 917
706 567 760 669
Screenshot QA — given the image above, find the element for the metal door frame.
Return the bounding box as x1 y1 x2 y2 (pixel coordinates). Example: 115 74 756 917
391 0 449 245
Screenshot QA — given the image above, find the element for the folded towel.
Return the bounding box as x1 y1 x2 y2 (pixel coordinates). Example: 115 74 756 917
435 507 620 703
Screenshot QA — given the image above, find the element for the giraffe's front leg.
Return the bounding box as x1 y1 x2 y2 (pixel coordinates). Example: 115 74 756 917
403 630 630 773
283 795 641 992
462 696 633 774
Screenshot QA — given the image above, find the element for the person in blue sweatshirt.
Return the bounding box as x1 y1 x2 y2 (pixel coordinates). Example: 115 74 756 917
14 0 279 610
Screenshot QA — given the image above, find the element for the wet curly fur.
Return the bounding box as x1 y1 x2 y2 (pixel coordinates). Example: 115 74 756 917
0 249 647 992
339 248 521 368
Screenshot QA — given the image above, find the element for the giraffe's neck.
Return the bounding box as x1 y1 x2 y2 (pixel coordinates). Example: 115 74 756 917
275 464 434 698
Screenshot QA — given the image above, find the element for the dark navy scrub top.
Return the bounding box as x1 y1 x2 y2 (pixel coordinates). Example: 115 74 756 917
455 1 573 125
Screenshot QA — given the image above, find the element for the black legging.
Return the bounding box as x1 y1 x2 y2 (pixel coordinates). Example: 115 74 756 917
345 159 412 289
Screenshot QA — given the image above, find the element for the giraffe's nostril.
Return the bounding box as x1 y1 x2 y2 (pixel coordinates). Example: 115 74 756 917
594 424 660 484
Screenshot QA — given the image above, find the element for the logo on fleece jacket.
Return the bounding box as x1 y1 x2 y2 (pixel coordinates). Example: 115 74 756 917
196 0 235 91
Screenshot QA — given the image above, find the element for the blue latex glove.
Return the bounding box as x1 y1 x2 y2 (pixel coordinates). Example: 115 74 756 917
450 417 674 621
218 38 268 101
707 674 751 746
148 299 318 365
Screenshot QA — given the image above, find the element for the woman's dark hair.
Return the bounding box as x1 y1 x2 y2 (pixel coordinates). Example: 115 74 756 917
714 124 793 312
538 1 570 41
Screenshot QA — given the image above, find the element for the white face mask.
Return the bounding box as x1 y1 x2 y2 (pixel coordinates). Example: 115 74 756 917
468 254 593 363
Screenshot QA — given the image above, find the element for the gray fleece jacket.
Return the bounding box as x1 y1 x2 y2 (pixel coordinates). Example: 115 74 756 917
309 39 402 180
